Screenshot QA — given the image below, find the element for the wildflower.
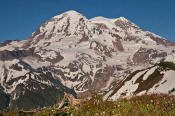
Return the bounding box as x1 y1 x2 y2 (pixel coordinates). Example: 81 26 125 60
151 100 154 103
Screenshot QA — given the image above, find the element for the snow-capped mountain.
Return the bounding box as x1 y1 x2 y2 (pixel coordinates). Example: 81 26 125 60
0 10 175 110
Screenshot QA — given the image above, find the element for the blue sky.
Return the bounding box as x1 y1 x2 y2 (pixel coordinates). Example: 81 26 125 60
0 0 175 42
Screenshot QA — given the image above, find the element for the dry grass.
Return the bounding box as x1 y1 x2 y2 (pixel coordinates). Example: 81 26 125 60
1 93 175 116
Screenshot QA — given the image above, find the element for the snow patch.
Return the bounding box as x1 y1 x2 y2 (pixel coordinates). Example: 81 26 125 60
143 66 157 80
110 70 147 100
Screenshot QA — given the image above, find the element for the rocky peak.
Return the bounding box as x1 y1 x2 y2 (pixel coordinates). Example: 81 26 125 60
114 17 140 30
116 17 130 22
30 10 91 45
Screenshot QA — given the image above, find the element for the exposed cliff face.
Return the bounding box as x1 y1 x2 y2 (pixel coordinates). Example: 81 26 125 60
132 47 167 64
0 10 175 110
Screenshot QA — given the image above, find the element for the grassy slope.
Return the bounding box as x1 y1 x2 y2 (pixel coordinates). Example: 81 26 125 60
0 93 175 116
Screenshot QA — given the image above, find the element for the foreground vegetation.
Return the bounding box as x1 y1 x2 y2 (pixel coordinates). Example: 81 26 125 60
0 93 175 116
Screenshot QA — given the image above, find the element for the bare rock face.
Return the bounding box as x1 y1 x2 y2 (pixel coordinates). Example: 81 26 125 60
114 17 139 30
0 10 175 110
112 39 124 51
133 48 150 64
146 33 175 46
133 47 168 64
0 48 38 61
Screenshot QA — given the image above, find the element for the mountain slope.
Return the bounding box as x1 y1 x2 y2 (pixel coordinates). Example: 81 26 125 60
104 62 175 101
0 10 175 109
